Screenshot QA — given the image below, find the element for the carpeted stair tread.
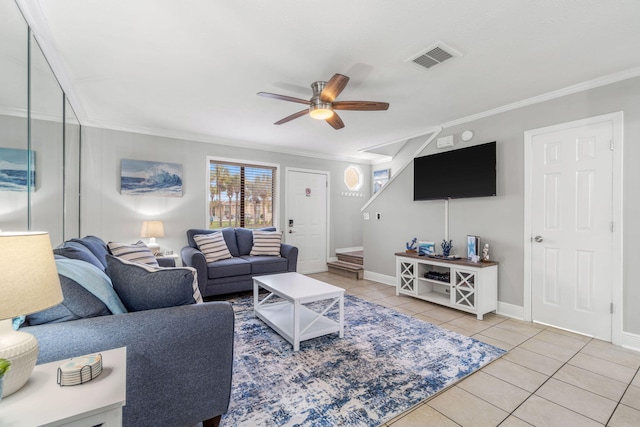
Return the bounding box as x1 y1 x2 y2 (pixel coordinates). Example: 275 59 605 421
327 260 363 271
327 260 364 279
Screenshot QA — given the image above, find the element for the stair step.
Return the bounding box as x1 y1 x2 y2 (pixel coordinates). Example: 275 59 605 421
327 260 364 280
336 251 364 265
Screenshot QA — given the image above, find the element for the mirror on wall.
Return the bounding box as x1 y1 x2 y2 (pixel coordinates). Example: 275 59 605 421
29 32 64 244
64 99 81 240
0 0 80 245
0 0 29 232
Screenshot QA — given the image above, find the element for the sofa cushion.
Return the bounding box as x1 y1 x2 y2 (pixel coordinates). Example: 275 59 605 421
106 255 203 312
193 232 233 263
207 257 251 279
250 230 282 256
53 241 105 271
108 240 159 267
55 257 128 314
187 228 239 257
236 227 276 255
25 274 111 326
240 255 289 275
70 236 110 269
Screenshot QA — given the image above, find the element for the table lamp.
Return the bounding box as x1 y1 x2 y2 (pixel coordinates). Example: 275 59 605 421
140 220 165 255
0 231 63 397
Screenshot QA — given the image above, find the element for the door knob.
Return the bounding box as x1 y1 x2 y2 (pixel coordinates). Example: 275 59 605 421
534 235 543 243
288 230 295 234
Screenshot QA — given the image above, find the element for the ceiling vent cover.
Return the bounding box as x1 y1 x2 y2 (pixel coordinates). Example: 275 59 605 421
407 42 461 70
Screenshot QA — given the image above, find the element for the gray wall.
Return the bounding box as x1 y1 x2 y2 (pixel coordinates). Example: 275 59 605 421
79 126 369 258
363 76 640 334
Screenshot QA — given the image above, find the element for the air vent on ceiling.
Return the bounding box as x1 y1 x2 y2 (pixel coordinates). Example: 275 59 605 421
407 42 461 70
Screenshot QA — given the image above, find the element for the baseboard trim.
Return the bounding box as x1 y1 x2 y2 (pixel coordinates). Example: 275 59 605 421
496 302 525 320
364 271 395 286
621 331 640 352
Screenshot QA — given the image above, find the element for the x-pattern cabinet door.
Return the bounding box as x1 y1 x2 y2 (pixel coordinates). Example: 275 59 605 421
397 259 417 295
453 269 476 310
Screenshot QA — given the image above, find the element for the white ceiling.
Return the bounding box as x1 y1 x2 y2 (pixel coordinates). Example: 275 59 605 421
17 0 640 162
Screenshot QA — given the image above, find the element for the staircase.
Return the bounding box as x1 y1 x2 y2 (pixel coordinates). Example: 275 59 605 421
327 250 364 280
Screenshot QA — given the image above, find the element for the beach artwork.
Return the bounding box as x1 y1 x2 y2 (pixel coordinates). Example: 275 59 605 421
120 159 183 197
0 147 35 192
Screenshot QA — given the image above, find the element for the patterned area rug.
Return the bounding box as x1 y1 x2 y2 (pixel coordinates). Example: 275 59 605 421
221 294 505 427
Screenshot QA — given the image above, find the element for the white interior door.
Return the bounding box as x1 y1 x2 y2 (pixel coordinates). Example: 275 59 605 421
530 119 614 340
285 169 328 274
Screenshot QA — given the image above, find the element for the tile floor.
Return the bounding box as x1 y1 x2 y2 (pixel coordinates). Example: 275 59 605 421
306 272 640 427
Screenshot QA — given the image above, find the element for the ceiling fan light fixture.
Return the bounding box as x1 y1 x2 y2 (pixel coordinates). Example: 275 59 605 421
309 103 334 120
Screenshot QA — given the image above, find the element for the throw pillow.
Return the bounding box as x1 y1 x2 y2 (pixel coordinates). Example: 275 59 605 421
108 240 159 267
193 232 233 263
106 255 203 312
25 274 112 326
250 230 282 256
53 242 105 271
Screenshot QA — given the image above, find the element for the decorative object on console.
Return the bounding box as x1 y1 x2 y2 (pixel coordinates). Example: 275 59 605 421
441 239 453 257
0 231 63 397
482 243 490 261
405 237 418 253
418 241 435 256
467 235 479 259
140 220 165 255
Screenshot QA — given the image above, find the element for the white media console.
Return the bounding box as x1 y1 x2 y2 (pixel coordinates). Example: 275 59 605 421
395 252 498 320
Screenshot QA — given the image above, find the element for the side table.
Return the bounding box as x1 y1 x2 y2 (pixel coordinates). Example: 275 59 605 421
156 253 180 267
0 346 127 427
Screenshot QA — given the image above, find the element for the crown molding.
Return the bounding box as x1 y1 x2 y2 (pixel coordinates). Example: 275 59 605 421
442 66 640 129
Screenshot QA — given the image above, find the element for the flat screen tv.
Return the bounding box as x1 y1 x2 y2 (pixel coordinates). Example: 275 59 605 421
413 141 496 201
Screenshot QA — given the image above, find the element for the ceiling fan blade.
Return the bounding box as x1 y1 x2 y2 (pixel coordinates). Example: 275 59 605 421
274 109 309 125
320 74 350 102
326 112 345 130
257 92 310 105
332 101 390 111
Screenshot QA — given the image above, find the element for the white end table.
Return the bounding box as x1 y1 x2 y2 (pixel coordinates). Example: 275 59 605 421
253 272 344 351
0 346 127 427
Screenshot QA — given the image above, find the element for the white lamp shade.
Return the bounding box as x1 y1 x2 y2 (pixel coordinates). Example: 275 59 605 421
140 220 165 238
0 232 63 319
0 231 63 397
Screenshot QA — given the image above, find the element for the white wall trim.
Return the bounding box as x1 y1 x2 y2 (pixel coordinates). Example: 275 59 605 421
523 112 624 345
361 128 442 211
621 332 640 353
496 302 525 320
442 66 640 130
364 270 395 286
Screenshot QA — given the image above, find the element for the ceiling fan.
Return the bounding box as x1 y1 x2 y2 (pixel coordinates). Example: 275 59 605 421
257 73 389 130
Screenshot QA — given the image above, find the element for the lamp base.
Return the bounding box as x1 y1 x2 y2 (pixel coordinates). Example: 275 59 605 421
0 321 38 397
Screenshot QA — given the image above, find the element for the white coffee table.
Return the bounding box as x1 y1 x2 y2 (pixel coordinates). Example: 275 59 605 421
253 272 344 351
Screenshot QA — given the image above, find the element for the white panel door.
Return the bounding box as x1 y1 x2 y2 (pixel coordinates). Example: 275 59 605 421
286 170 328 274
531 120 613 339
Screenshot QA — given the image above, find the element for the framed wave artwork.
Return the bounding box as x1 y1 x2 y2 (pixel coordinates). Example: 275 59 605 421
120 159 183 197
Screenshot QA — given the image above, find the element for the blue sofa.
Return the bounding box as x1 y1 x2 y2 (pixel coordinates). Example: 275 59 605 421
181 227 298 298
20 236 234 427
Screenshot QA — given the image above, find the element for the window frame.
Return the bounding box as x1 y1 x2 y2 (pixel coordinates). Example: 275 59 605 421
206 156 280 230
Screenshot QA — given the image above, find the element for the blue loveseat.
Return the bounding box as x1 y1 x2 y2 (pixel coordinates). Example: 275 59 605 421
181 227 298 298
20 236 234 427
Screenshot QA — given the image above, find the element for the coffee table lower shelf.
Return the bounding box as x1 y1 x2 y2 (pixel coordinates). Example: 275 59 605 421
255 301 341 350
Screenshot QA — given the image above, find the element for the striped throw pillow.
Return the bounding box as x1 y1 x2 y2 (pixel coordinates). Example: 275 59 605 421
193 233 232 263
108 241 159 267
250 231 282 256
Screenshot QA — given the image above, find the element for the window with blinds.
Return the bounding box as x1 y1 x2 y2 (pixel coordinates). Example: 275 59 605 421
208 159 276 229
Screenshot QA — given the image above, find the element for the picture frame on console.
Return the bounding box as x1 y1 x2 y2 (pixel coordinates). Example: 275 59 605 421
467 235 479 260
418 241 435 256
